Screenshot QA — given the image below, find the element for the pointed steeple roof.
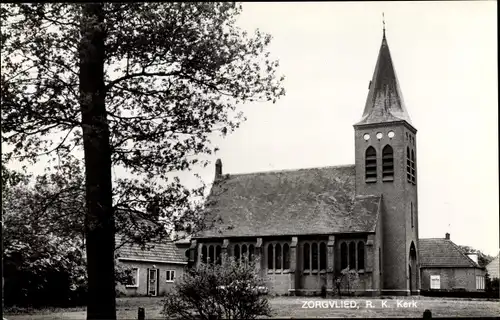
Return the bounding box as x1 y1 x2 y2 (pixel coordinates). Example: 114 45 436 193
355 31 412 126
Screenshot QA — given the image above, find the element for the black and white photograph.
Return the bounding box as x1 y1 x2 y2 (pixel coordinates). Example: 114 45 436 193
1 2 498 319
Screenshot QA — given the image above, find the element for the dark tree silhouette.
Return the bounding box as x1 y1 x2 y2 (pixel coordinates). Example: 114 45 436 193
1 3 285 319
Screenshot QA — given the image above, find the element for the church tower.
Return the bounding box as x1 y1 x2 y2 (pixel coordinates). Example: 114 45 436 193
353 29 419 295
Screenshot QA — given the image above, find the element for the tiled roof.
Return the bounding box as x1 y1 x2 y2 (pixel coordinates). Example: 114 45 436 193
195 164 381 238
116 236 188 264
355 33 412 126
418 238 480 268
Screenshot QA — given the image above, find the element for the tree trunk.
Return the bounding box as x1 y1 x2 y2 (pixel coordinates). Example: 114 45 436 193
79 4 116 319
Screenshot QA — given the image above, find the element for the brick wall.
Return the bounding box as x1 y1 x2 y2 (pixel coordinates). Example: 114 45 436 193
116 260 186 296
420 267 486 291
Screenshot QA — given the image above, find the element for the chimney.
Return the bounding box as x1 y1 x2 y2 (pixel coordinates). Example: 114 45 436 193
445 233 450 240
467 253 478 264
215 159 222 179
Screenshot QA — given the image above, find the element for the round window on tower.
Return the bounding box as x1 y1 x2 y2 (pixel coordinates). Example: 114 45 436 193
388 131 395 138
363 133 370 141
376 132 383 140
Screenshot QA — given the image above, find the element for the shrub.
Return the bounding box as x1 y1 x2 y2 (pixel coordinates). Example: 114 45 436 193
162 254 271 319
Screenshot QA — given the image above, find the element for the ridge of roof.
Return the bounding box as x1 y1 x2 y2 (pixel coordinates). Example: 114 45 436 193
222 164 355 178
419 238 480 268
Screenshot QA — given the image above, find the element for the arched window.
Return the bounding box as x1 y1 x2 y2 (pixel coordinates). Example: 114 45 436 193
201 245 207 264
275 244 282 270
349 242 356 270
312 243 318 270
304 243 310 270
249 244 255 262
411 202 414 228
411 150 416 184
382 145 394 181
216 245 222 265
320 242 327 270
365 147 377 182
340 242 348 270
357 242 365 270
267 244 274 270
234 244 240 262
407 147 412 182
283 244 290 269
242 244 247 261
209 245 215 264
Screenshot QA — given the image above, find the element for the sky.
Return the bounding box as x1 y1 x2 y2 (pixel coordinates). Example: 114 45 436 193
5 2 498 256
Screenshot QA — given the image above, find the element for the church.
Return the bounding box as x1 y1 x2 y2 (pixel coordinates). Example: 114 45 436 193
189 29 420 296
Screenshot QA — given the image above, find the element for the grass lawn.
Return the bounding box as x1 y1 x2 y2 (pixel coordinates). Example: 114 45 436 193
4 296 500 319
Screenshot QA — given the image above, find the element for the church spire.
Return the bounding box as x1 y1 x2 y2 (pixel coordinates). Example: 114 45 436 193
355 25 412 126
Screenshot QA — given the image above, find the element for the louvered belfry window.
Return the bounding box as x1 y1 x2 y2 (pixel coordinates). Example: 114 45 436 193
410 150 416 184
382 145 394 181
365 147 377 183
407 147 412 182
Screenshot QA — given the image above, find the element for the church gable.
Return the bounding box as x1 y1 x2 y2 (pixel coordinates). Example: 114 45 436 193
196 164 381 238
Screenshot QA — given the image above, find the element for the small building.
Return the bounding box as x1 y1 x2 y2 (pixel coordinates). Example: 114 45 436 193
419 233 486 292
485 253 499 280
116 238 188 297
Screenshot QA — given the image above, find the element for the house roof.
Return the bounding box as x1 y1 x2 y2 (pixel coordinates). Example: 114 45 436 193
355 32 413 127
418 238 480 268
116 236 188 264
195 164 381 238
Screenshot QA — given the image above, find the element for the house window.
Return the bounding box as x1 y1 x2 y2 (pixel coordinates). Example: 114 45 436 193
382 145 394 181
349 242 356 270
275 244 282 270
311 243 318 270
430 275 440 289
340 242 348 270
476 276 485 290
126 267 139 288
357 242 365 270
365 147 377 183
319 242 327 270
283 244 290 270
304 243 310 270
267 244 274 270
166 270 175 283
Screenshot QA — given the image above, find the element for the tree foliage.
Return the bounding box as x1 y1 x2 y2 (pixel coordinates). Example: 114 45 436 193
1 3 284 317
1 164 132 307
1 0 285 252
163 255 271 320
457 245 494 268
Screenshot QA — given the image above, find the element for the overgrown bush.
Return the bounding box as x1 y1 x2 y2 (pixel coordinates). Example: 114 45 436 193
333 266 359 298
162 254 271 319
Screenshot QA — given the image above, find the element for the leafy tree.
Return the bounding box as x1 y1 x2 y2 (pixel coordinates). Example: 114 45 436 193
1 164 132 307
163 255 271 320
1 3 285 318
457 245 494 268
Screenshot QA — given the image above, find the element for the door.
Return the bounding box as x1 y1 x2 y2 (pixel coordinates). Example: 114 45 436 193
148 269 158 296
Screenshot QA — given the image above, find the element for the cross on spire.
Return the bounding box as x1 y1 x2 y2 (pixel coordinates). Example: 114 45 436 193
382 12 386 38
